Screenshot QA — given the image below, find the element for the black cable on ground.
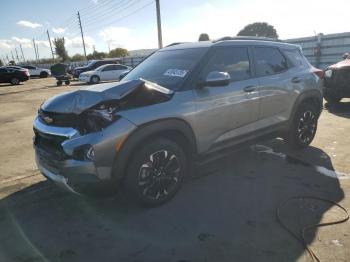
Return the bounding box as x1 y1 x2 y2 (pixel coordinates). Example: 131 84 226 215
277 196 349 262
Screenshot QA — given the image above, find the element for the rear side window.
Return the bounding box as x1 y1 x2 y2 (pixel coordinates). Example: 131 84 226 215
200 47 251 82
283 48 310 69
254 47 288 76
0 68 7 73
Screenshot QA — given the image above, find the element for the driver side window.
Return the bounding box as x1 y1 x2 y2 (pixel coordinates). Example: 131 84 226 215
200 47 251 82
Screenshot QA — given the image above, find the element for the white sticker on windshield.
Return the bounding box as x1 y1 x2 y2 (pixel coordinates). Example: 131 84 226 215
163 69 188 78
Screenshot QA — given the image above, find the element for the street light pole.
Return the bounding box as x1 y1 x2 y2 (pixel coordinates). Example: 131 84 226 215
155 0 163 49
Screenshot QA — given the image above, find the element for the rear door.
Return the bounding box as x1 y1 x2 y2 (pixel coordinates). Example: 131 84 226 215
114 65 129 79
253 46 295 126
193 46 260 149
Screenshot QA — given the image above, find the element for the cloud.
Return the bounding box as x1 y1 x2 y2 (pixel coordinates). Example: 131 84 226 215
99 26 157 50
0 40 12 49
11 37 32 48
17 20 42 29
65 36 94 49
52 27 66 34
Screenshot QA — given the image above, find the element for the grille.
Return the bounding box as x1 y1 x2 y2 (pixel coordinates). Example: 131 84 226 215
38 109 80 128
34 129 69 161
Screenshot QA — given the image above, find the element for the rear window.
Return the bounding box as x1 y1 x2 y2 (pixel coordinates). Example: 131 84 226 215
283 48 310 69
254 47 288 76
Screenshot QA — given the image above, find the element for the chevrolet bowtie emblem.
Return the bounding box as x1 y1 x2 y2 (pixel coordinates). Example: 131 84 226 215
43 116 53 124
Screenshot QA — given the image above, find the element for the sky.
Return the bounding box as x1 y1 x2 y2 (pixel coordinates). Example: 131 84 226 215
0 0 349 62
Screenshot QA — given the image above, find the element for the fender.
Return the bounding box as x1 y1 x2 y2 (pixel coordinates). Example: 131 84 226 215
112 118 197 180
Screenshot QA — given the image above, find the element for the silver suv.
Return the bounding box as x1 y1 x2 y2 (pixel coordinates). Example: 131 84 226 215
33 37 324 206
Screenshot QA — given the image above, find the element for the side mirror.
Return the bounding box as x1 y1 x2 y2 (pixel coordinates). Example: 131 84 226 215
119 71 128 81
199 71 231 88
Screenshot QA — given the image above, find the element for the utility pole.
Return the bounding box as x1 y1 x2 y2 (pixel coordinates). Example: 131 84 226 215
11 50 15 62
36 42 40 60
155 0 163 49
47 30 55 61
15 48 20 62
33 38 38 61
20 44 25 62
77 11 87 59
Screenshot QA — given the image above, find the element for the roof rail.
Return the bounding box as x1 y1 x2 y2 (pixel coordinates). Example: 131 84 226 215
213 36 282 43
165 42 188 47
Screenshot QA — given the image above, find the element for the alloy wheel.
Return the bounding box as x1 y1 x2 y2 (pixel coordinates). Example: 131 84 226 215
297 110 317 144
137 150 181 200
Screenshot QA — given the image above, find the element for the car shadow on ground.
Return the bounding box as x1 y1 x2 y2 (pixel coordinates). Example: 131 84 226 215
0 83 24 87
325 101 350 119
0 140 346 262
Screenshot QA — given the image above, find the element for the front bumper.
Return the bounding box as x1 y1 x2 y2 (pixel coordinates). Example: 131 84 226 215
79 75 90 83
33 116 136 193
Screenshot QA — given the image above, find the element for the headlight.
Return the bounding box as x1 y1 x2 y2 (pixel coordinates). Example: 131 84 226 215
325 69 333 78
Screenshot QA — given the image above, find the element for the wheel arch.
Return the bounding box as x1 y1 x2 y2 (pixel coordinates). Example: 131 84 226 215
112 118 197 180
289 90 323 126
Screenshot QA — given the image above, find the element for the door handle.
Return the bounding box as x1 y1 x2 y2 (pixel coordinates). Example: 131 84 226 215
291 77 302 83
244 86 256 92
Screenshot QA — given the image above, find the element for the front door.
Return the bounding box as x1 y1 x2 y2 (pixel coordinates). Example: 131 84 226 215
193 46 260 151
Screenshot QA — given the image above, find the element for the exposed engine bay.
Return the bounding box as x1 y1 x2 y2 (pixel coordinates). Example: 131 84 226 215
38 79 173 134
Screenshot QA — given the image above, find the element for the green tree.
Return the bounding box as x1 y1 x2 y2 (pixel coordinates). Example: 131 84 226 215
71 53 85 62
0 59 3 66
87 50 107 60
237 22 278 38
53 37 69 61
198 33 210 41
109 48 129 58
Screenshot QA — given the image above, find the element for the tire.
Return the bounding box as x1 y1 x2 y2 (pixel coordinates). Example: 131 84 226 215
57 80 62 86
65 80 70 85
324 92 341 104
90 75 100 84
40 72 48 78
10 78 20 85
124 138 187 207
286 103 319 149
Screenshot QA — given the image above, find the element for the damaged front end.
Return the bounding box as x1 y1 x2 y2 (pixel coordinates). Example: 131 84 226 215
324 59 350 98
33 79 173 193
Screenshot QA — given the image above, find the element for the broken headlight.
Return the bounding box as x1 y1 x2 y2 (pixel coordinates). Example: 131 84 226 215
325 69 333 78
82 104 120 133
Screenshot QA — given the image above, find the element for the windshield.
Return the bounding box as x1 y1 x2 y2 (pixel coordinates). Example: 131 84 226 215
86 60 97 67
122 48 207 90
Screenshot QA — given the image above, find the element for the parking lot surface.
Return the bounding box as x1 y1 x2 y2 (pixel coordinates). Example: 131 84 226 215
0 78 349 262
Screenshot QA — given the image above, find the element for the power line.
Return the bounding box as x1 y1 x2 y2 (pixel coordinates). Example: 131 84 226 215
83 0 154 33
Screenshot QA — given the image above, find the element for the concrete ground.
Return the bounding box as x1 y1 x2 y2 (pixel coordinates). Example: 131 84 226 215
0 78 349 262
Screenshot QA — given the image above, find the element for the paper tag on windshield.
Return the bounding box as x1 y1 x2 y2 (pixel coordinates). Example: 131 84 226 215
163 69 188 78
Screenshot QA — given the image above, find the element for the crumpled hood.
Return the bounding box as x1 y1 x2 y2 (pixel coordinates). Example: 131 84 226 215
41 79 173 114
329 59 350 69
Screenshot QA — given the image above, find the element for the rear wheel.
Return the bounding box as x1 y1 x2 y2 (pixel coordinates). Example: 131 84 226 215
40 71 48 78
57 80 62 86
64 80 70 85
286 103 318 149
10 77 20 85
124 138 187 206
90 75 100 84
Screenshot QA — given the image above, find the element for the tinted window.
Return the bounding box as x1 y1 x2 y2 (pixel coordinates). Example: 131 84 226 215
254 47 288 76
115 65 127 70
102 65 114 71
122 48 207 90
283 48 310 69
200 47 251 82
0 68 7 73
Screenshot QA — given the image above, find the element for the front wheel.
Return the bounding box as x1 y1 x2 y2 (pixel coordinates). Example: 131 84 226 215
286 104 318 149
40 72 48 78
124 138 187 206
10 77 20 85
90 75 100 84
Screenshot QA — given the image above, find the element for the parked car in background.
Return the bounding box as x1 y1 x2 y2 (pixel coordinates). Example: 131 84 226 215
324 56 350 104
72 59 121 78
22 65 51 78
79 64 131 84
4 66 30 75
33 37 324 206
0 67 30 85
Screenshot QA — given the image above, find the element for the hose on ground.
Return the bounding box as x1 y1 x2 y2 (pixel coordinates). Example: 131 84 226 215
276 196 349 262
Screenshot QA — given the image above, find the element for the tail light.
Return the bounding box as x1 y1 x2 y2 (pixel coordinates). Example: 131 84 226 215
25 70 29 76
313 68 324 79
